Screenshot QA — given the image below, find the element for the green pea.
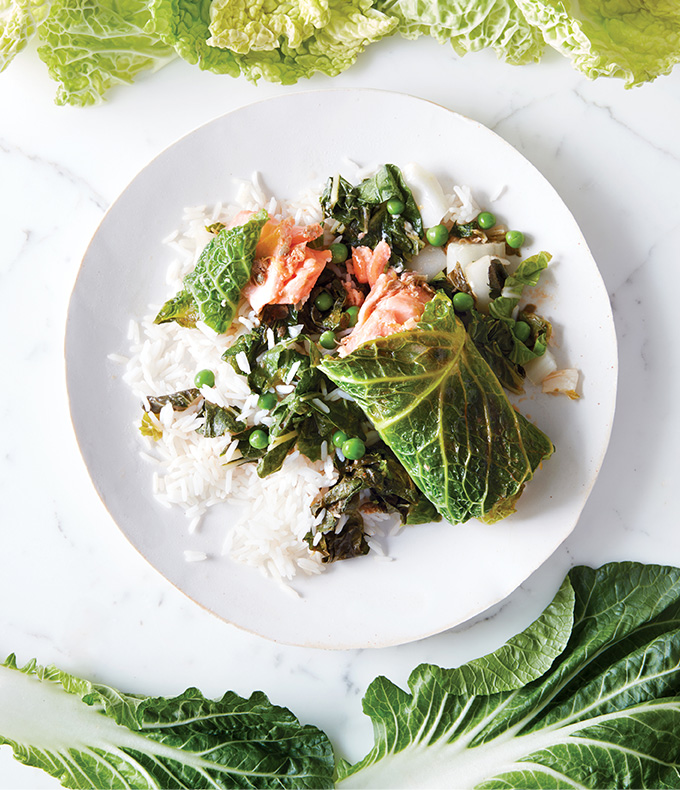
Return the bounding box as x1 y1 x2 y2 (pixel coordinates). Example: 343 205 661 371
342 437 366 461
249 429 269 449
386 198 405 215
513 321 531 343
315 291 334 311
452 292 474 312
345 306 360 327
426 224 448 247
319 330 337 349
506 230 524 249
477 211 496 229
194 369 215 388
330 243 349 263
257 392 277 411
332 430 349 448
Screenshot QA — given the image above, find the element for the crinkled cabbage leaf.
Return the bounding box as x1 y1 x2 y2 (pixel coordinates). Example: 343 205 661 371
516 0 680 87
147 0 241 74
235 0 398 84
35 0 175 106
0 0 48 71
377 0 546 65
320 292 554 524
157 208 268 334
208 0 330 53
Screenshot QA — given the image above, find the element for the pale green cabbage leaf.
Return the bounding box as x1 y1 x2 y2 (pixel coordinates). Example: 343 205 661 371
236 0 398 84
0 0 48 71
35 0 176 106
0 654 334 788
338 562 680 789
515 0 680 86
376 0 545 65
148 0 241 74
207 0 330 53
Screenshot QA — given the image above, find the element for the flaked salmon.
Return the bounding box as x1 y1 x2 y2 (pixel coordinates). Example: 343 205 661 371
243 217 331 313
339 268 433 356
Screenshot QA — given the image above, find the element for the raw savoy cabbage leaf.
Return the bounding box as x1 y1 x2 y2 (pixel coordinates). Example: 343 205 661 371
148 0 395 84
147 0 241 75
338 561 680 789
376 0 545 65
207 0 330 53
0 654 334 789
0 0 48 71
515 0 680 87
35 0 175 107
320 291 554 525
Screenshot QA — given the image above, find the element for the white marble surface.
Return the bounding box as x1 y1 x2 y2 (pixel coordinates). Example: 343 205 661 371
1 36 680 788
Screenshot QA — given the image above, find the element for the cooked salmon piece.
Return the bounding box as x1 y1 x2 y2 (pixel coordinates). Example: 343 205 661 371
244 217 331 313
350 240 391 287
339 269 433 356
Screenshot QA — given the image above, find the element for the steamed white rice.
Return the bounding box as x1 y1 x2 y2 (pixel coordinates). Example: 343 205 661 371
118 167 479 584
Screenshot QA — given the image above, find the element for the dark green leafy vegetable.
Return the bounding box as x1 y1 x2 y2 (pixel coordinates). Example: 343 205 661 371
0 654 335 789
321 164 424 267
153 288 198 328
197 401 245 437
339 562 680 789
184 209 268 333
156 209 268 334
321 292 554 524
145 388 201 413
7 563 680 789
306 445 440 563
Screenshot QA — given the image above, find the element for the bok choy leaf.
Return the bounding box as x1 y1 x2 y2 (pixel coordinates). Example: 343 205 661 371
339 561 680 789
0 654 334 789
320 291 554 524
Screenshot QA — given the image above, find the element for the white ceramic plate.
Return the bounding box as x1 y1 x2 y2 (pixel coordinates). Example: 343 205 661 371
66 90 617 649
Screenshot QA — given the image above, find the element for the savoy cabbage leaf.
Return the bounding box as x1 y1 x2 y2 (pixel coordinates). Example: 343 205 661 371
207 0 330 53
147 0 241 75
515 0 680 87
35 0 175 106
0 654 335 789
182 208 268 334
320 292 554 525
376 0 545 65
0 0 48 71
339 562 680 789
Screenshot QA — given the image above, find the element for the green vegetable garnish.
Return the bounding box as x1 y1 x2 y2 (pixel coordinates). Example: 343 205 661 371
194 368 215 388
452 291 474 312
386 198 405 215
332 430 348 447
506 229 524 249
425 224 448 246
319 330 337 349
477 211 496 229
314 291 334 311
257 392 277 410
341 436 366 460
329 243 349 263
249 429 269 449
345 306 360 326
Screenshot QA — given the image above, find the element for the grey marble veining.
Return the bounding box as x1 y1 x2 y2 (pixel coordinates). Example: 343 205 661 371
1 37 680 787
